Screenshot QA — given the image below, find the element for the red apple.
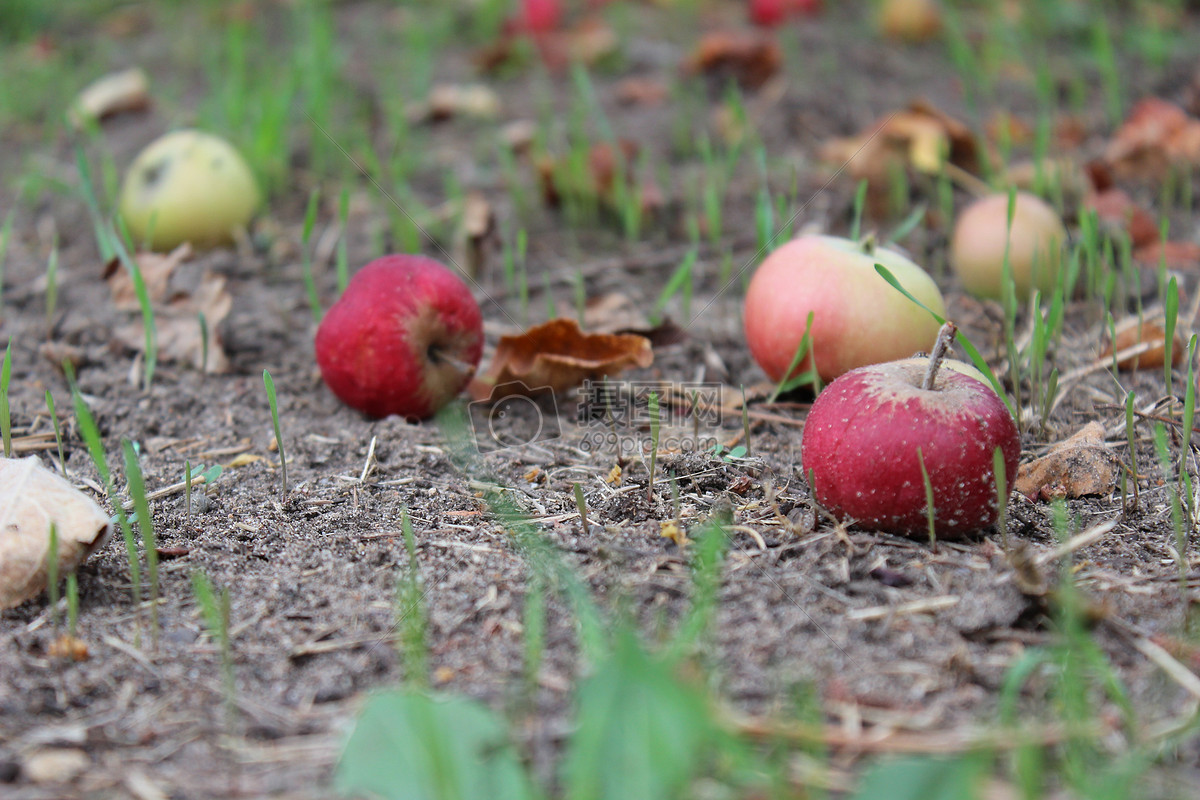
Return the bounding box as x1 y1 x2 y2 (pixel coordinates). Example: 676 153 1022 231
950 192 1066 299
801 346 1019 539
750 0 788 27
315 255 484 420
519 0 562 33
744 235 946 384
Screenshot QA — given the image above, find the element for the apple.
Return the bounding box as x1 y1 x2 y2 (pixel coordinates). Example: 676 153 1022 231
519 0 562 33
801 327 1019 539
750 0 788 26
315 255 484 420
877 0 943 43
744 235 946 385
118 130 260 251
950 192 1066 299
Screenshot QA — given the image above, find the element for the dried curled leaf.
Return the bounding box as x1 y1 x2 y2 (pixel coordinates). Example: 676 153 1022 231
682 31 782 90
474 318 653 401
412 84 501 123
1132 240 1200 270
1015 422 1119 501
819 100 979 215
106 246 233 373
69 67 150 127
1083 188 1159 247
1101 315 1183 371
1105 97 1200 181
0 456 111 610
104 243 193 309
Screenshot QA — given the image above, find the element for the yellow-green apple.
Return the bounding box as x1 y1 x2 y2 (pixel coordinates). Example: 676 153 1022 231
950 192 1066 299
801 332 1019 539
315 255 484 420
119 130 260 251
744 235 946 384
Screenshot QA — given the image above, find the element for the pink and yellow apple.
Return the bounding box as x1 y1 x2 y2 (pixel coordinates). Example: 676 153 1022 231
950 192 1066 299
744 235 946 384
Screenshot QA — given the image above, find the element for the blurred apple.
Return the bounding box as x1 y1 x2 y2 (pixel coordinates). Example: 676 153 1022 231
744 235 946 384
877 0 942 42
118 130 260 251
950 192 1066 299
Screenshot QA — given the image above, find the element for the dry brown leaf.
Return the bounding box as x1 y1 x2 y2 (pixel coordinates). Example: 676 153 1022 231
1103 315 1184 370
104 243 194 310
413 84 501 123
474 318 653 401
819 101 979 211
536 140 640 208
1015 422 1119 500
0 456 111 610
615 76 669 106
1004 158 1091 207
1133 240 1200 270
682 31 782 90
455 191 496 279
1101 316 1183 371
113 270 233 373
69 67 150 127
1106 97 1200 180
1083 188 1159 247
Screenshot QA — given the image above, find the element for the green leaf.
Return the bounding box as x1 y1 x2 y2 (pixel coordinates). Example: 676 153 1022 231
850 755 986 800
564 632 715 800
335 689 537 800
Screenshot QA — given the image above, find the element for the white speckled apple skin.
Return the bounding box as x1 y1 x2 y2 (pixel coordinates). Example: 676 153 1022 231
800 360 1020 539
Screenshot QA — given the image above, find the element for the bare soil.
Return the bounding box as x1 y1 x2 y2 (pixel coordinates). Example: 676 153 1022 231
3 3 1200 798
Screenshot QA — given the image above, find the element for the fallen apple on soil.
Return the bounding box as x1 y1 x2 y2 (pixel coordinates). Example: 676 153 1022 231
119 129 260 251
315 255 484 420
801 325 1020 538
743 234 946 384
950 191 1066 299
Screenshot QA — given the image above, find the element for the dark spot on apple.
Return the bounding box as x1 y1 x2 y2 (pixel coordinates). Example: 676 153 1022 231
139 156 172 190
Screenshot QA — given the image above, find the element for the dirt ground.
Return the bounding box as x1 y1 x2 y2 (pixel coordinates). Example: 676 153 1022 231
4 2 1200 798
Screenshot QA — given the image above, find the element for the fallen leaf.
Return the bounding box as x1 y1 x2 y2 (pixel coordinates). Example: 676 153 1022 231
104 243 194 310
660 520 689 547
536 140 640 208
21 748 90 784
615 76 669 106
1102 315 1184 371
1015 422 1119 500
47 634 89 661
986 111 1032 147
1083 188 1159 247
69 67 150 127
818 100 980 212
1133 240 1200 270
1105 97 1200 181
455 191 495 279
605 464 622 485
477 16 618 72
0 456 111 610
473 318 653 400
1004 157 1091 207
682 31 782 90
113 270 233 373
227 453 265 468
413 84 501 123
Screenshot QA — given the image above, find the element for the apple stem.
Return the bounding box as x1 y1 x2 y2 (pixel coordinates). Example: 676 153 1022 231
859 232 876 256
921 322 958 391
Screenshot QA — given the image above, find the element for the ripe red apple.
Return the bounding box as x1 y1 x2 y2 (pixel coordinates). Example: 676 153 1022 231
519 0 562 33
750 0 788 27
950 192 1066 299
744 235 946 385
801 342 1019 539
315 255 484 420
